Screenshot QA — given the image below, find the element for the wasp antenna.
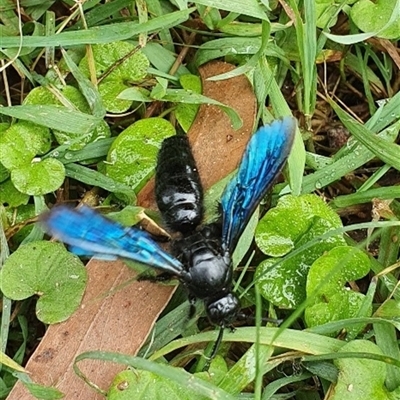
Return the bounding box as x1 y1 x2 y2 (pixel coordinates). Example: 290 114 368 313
236 312 283 325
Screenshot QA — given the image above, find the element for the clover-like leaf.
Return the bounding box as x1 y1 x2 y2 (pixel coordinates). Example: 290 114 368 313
79 42 150 113
0 179 30 207
332 340 389 400
106 118 175 192
108 369 208 400
0 241 87 324
255 194 346 308
305 246 371 329
350 0 400 39
255 194 344 257
24 85 111 150
11 158 65 195
0 121 51 170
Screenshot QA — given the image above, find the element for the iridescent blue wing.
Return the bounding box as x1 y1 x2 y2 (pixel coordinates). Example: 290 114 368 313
221 117 296 252
40 206 184 275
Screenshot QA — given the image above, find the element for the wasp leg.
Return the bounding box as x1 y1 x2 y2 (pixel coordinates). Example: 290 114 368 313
188 295 197 319
137 271 175 282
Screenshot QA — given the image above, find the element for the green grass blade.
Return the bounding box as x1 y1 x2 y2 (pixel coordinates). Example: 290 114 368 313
192 0 268 20
0 105 102 134
1 8 194 48
330 100 400 171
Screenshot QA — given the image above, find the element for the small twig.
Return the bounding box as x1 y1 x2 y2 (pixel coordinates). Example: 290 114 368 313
98 32 158 84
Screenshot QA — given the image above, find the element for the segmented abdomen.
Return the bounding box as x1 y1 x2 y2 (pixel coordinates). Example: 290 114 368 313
155 135 203 233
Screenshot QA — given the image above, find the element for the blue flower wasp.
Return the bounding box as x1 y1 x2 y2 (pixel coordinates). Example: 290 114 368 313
41 117 296 366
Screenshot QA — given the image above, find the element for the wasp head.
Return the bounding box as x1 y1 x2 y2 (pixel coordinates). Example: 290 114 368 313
206 292 240 327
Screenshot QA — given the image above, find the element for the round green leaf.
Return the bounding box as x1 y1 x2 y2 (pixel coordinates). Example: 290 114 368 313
332 340 388 400
108 369 209 400
0 121 51 170
350 0 400 39
255 194 344 257
98 81 134 114
305 246 371 329
0 241 87 324
255 194 346 308
79 42 150 113
54 119 110 152
11 158 65 195
106 118 175 192
24 85 111 150
0 179 30 207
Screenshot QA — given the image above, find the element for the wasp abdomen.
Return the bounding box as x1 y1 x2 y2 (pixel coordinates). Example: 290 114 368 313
155 135 203 233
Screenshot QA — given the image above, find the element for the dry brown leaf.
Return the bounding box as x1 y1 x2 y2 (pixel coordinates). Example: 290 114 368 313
7 61 256 399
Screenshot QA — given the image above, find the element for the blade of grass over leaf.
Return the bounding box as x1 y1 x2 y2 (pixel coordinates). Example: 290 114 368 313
74 351 236 400
345 52 386 99
73 0 135 29
196 37 264 68
329 100 400 171
299 120 400 193
308 318 400 336
375 321 400 390
197 4 222 30
0 8 194 48
163 89 242 130
366 90 400 132
46 138 115 164
146 1 175 52
0 208 12 377
192 0 269 20
119 88 243 129
61 49 106 117
288 0 317 121
64 164 135 203
324 0 400 43
0 105 102 134
141 42 190 77
262 373 314 399
330 187 400 209
255 59 305 196
205 20 272 82
150 327 345 361
219 343 276 393
137 301 194 358
44 11 55 68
